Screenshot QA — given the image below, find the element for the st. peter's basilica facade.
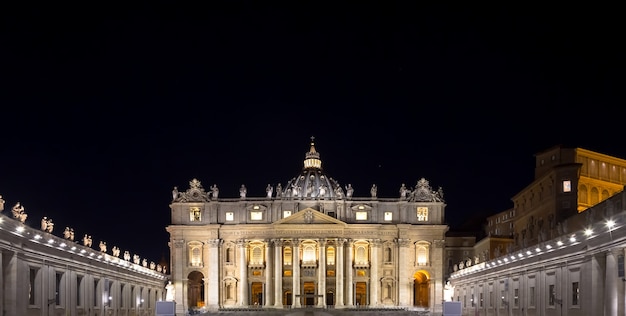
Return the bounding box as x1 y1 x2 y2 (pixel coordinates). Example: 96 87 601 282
166 140 448 314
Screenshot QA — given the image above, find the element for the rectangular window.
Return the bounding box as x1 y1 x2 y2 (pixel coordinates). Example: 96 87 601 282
283 210 292 218
189 207 201 221
384 212 393 221
529 286 535 307
489 291 493 307
417 207 428 221
572 282 579 306
563 180 572 192
55 272 62 306
76 275 83 307
479 292 483 307
514 288 519 307
250 211 263 220
355 211 367 220
225 212 234 221
29 268 37 305
548 284 555 306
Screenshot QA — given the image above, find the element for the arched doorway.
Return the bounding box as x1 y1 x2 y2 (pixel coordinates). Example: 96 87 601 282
413 270 430 307
187 271 205 308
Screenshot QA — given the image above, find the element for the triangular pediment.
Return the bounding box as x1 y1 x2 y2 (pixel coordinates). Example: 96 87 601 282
273 208 346 226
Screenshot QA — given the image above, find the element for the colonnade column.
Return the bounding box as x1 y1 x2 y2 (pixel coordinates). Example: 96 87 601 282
370 239 380 307
345 239 354 306
317 238 327 307
335 238 345 307
264 239 273 307
292 239 301 308
207 239 221 310
237 239 248 306
605 248 619 315
273 239 283 308
397 238 411 307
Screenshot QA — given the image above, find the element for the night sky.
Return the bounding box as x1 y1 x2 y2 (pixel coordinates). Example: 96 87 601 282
1 3 623 265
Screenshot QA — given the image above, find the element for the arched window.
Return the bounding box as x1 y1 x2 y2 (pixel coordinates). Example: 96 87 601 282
354 241 369 265
188 241 203 267
415 241 430 265
326 246 335 265
284 247 292 265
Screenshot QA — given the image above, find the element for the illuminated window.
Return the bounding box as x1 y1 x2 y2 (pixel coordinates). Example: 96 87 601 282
251 211 262 221
563 180 571 192
415 241 430 265
283 247 292 265
326 247 335 265
354 242 369 265
356 212 367 220
250 244 263 265
302 243 316 264
188 242 203 267
283 210 292 218
226 212 234 221
189 207 201 221
417 207 428 221
384 212 393 221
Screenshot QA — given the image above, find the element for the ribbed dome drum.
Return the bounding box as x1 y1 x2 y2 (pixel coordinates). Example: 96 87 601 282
281 138 344 199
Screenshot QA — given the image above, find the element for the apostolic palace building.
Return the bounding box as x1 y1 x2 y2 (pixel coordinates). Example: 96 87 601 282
167 139 449 314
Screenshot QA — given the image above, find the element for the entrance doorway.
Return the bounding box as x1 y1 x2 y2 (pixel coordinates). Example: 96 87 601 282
284 290 292 306
251 282 263 306
413 270 430 307
326 290 334 306
187 271 205 308
355 282 367 306
303 282 315 306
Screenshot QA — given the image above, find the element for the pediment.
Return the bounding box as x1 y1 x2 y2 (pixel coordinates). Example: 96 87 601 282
273 208 346 226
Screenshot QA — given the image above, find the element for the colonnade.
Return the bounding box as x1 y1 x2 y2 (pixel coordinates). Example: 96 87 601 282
234 237 382 308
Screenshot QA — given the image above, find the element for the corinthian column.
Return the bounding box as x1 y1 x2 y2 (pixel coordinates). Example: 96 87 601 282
370 239 380 307
237 239 248 306
317 239 327 307
207 239 221 309
346 239 354 307
336 238 345 307
264 239 273 307
397 238 411 307
292 239 301 308
273 239 283 308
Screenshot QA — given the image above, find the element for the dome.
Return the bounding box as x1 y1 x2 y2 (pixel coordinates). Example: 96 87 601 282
281 138 344 199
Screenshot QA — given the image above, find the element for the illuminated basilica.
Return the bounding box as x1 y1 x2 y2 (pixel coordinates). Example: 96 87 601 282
166 140 449 314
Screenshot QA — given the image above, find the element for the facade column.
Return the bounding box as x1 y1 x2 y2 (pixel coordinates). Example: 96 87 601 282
292 239 302 308
370 239 380 307
317 238 327 307
397 238 411 307
172 239 186 315
264 239 273 307
345 239 354 307
237 239 248 306
606 248 619 315
336 238 345 307
273 239 283 308
207 239 221 310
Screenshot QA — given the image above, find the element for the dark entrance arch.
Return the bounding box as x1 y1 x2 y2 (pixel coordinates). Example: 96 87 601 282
187 271 205 308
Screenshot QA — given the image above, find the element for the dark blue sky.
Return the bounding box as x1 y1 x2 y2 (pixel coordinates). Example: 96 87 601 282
1 3 624 263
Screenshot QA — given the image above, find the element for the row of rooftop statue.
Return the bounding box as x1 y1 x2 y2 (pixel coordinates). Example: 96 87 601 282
172 178 445 203
0 195 166 274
